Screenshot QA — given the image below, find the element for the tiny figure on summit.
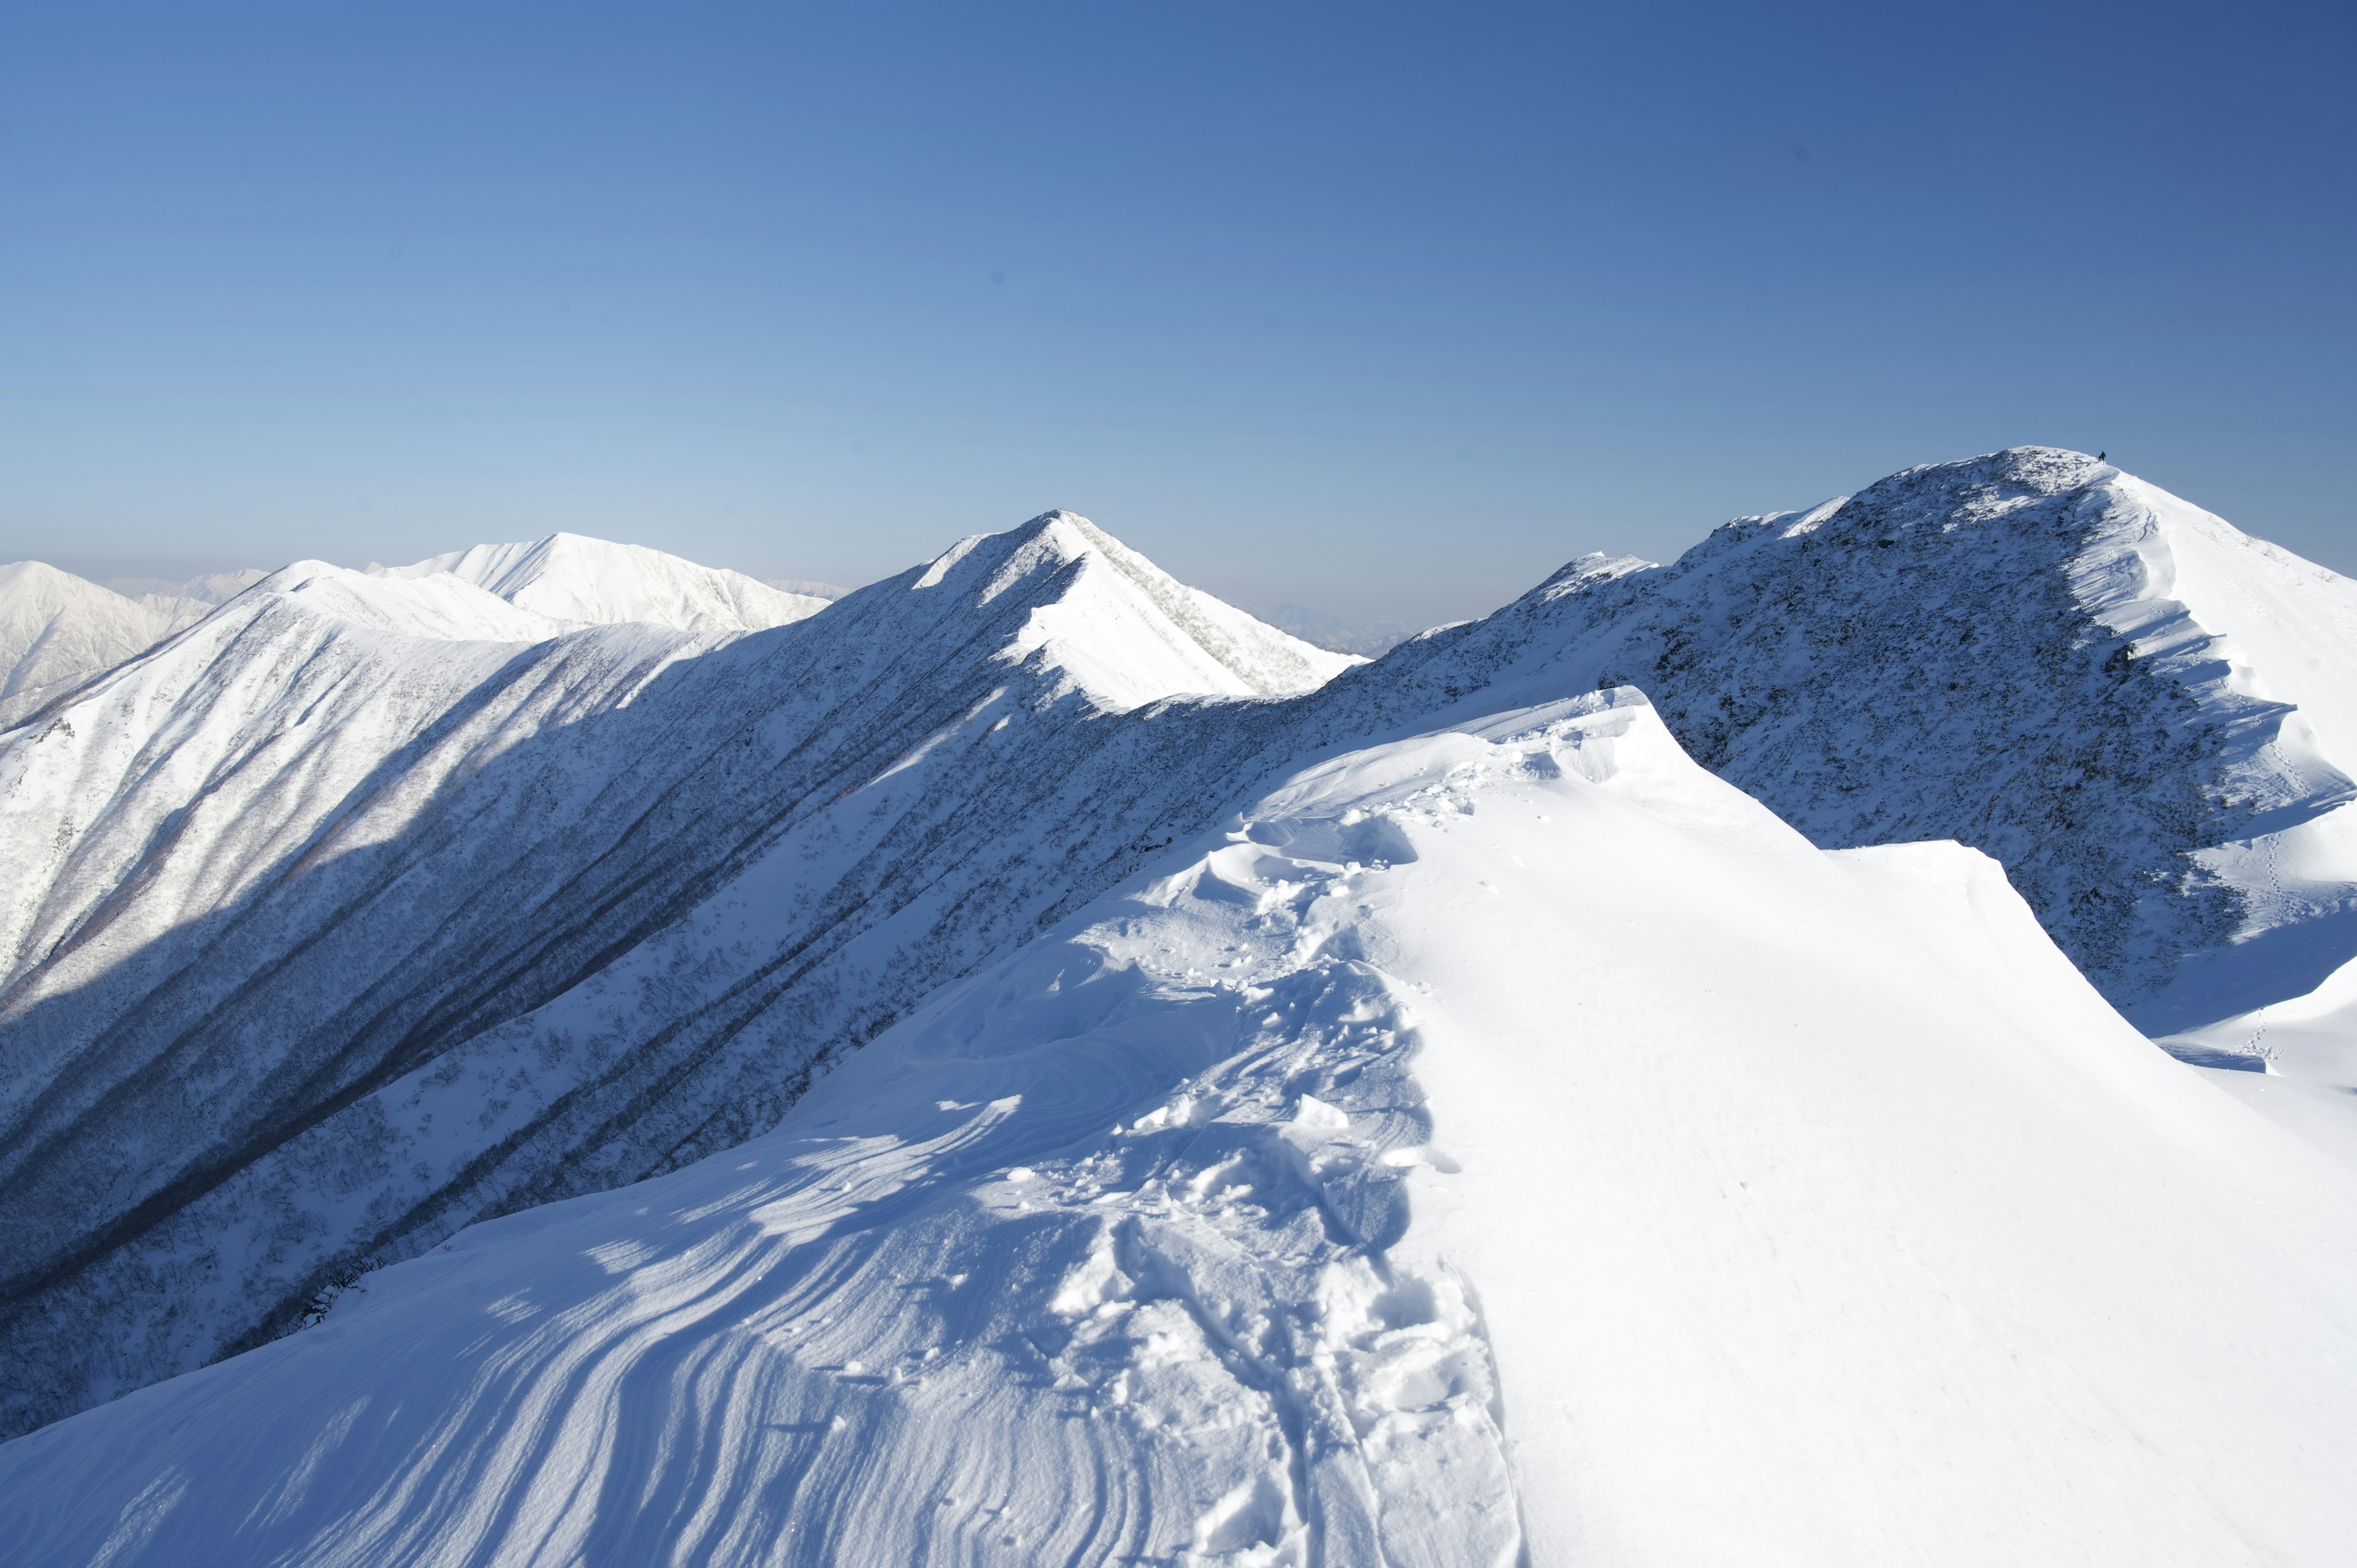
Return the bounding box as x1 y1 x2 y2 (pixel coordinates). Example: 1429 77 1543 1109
2098 450 2107 462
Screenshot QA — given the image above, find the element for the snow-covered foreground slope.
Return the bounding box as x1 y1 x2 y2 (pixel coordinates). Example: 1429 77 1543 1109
375 532 832 633
0 513 1353 1437
6 692 2350 1567
1342 449 2357 1074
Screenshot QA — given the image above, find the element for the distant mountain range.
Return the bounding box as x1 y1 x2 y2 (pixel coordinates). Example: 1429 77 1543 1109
2 453 2353 1564
1255 602 1429 657
0 565 263 730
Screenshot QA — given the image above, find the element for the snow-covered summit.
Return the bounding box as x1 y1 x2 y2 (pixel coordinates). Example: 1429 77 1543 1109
0 508 1355 1439
374 531 832 634
0 563 198 730
1323 447 2357 1069
928 509 1358 706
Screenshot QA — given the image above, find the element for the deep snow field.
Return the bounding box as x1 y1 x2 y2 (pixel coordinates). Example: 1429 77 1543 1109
6 692 2353 1566
3 449 2356 1564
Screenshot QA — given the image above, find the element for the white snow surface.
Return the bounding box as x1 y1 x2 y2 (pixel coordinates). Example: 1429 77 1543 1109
0 564 212 730
4 690 2352 1566
374 533 838 634
0 510 1359 1438
2091 477 2357 1087
934 511 1360 706
1355 450 2357 1075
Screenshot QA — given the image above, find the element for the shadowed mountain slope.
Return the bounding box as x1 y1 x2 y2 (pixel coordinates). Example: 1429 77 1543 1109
0 512 1353 1436
6 454 2355 1446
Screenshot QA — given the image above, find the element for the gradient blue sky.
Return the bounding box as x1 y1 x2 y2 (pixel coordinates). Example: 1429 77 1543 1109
2 1 2350 624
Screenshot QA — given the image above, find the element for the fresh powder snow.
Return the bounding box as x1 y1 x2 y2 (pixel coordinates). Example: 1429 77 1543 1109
5 453 2357 1563
2 690 2350 1565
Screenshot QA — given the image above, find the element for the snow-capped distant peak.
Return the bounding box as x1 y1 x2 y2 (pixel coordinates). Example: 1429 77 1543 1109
0 563 189 728
255 560 575 642
376 532 829 634
914 509 1359 709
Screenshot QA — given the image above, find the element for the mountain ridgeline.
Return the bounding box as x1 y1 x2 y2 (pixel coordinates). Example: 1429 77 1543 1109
0 451 2351 1446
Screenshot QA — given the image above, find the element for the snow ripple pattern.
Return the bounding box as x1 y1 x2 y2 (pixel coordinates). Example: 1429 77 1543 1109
0 724 1521 1565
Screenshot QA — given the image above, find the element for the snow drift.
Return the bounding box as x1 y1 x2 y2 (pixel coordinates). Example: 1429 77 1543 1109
0 512 1352 1437
6 452 2357 1559
1337 449 2357 1072
4 690 2351 1566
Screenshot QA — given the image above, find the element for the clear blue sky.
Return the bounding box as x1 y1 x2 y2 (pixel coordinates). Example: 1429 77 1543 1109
2 1 2349 625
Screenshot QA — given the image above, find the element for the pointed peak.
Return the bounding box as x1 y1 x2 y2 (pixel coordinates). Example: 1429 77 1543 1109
909 509 1358 705
1000 509 1113 562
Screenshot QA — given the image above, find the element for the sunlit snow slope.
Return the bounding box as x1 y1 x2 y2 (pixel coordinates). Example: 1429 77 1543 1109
0 565 202 729
5 692 2350 1567
1342 449 2357 1075
374 532 834 633
0 513 1352 1437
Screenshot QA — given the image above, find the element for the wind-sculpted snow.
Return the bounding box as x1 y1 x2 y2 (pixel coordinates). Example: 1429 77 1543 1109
1318 448 2357 1052
7 452 2356 1470
6 692 2353 1566
0 511 1355 1437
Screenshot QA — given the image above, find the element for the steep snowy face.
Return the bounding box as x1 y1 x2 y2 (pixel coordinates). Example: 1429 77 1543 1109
376 532 833 633
0 565 187 730
944 511 1359 706
1329 448 2357 1047
0 512 1351 1437
5 692 2350 1567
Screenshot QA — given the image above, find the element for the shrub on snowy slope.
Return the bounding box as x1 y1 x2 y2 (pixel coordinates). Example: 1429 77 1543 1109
0 514 1351 1439
1322 447 2357 1046
6 451 2351 1447
4 690 2351 1566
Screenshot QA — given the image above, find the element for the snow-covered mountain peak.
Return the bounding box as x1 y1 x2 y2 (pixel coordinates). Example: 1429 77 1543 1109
12 678 2355 1565
1329 445 2357 1059
373 531 830 633
907 509 1358 710
1682 446 2103 568
12 449 2357 1543
0 563 190 729
1531 549 1655 608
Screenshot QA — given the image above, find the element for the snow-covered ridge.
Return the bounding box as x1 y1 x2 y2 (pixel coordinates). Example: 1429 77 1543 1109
0 564 228 731
7 689 2351 1565
7 454 2357 1554
1317 447 2357 1058
373 532 832 634
0 512 1354 1438
950 510 1359 706
261 560 578 641
0 533 843 739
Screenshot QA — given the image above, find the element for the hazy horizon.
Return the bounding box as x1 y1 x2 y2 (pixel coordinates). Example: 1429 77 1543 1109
5 2 2350 626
